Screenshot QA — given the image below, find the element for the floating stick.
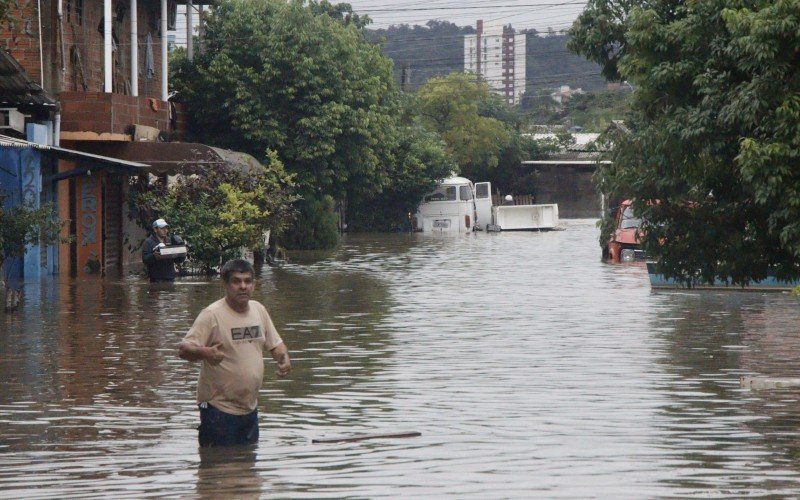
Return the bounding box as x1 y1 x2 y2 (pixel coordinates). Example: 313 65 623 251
740 376 800 390
312 431 421 444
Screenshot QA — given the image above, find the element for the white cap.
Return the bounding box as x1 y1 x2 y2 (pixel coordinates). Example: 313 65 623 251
152 218 169 229
504 195 513 201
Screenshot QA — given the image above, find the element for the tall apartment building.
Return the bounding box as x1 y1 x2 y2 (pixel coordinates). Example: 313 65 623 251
464 20 526 105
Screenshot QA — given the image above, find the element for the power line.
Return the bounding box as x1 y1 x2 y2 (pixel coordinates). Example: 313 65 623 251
359 1 586 12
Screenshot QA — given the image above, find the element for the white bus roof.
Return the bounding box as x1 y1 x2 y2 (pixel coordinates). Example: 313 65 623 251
440 176 472 185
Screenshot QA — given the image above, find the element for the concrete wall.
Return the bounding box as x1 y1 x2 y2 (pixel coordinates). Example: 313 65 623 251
531 164 603 219
121 180 148 277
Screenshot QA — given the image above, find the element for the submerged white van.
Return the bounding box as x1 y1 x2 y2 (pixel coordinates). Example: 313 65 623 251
413 176 476 233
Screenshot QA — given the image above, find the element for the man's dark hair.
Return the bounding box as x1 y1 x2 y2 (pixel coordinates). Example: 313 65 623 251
220 259 255 283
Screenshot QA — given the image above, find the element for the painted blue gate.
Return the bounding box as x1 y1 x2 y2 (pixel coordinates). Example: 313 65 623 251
0 145 44 287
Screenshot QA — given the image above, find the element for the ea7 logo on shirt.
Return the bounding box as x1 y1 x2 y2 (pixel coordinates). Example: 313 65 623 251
231 325 262 341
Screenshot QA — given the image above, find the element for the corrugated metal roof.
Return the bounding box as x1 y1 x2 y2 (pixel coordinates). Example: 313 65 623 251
73 141 266 175
0 49 57 109
528 133 606 152
0 134 148 169
522 160 612 165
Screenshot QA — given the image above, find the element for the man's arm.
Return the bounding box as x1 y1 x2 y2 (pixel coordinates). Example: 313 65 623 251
178 340 224 365
142 238 157 264
270 343 291 376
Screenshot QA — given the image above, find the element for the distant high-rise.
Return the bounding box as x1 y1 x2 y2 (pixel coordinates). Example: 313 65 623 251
464 20 526 105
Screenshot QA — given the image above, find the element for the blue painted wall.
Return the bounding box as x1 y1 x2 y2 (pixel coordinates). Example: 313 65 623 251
0 146 25 288
26 124 51 278
20 147 41 279
0 145 45 285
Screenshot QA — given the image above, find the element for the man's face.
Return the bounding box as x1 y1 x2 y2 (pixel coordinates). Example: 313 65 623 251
224 271 255 309
155 226 169 239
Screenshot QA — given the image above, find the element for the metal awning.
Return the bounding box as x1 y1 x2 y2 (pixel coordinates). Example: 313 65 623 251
0 135 147 167
74 141 266 175
0 134 149 181
0 49 58 110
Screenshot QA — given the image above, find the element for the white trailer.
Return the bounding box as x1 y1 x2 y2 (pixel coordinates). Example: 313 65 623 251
474 181 559 231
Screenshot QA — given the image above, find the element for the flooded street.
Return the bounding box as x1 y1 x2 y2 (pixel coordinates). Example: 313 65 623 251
2 219 800 498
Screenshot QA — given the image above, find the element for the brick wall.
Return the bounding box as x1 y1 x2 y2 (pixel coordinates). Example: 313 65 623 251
1 0 165 99
59 91 170 134
2 4 43 86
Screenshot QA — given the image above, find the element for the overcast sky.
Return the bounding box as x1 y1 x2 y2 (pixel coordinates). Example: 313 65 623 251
344 0 588 33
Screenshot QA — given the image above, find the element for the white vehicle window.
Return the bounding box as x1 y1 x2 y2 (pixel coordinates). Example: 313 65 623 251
424 186 457 202
620 206 641 229
459 185 473 201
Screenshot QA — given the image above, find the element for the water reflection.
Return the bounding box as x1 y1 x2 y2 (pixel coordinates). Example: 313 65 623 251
196 446 260 499
1 222 800 497
649 292 800 495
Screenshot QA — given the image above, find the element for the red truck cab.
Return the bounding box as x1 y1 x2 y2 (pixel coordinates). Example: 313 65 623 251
607 200 646 262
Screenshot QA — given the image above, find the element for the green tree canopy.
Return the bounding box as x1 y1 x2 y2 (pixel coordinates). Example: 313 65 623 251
415 72 552 195
134 154 297 273
416 73 511 178
347 93 456 231
570 0 800 285
171 0 399 202
305 0 371 28
0 194 66 311
0 197 65 273
524 89 633 132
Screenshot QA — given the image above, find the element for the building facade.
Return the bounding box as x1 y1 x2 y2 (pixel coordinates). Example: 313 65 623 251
0 0 215 281
464 20 526 105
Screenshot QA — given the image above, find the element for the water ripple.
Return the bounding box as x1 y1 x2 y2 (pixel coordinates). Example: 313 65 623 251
1 220 800 497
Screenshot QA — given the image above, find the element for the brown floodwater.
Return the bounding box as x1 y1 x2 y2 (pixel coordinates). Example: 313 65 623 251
1 220 800 498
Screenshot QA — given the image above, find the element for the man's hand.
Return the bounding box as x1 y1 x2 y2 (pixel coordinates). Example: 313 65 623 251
204 342 224 365
276 352 291 376
271 343 291 377
154 243 167 260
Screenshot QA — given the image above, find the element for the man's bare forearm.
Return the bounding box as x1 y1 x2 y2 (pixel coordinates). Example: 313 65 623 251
179 342 210 362
179 341 224 365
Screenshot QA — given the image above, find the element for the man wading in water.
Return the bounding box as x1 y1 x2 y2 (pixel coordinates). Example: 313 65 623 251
178 259 291 447
141 218 185 283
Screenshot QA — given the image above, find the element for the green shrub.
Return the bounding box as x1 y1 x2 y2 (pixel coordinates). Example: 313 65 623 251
133 153 296 273
283 195 340 250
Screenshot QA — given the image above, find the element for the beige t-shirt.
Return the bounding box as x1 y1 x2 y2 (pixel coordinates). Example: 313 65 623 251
183 298 283 415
